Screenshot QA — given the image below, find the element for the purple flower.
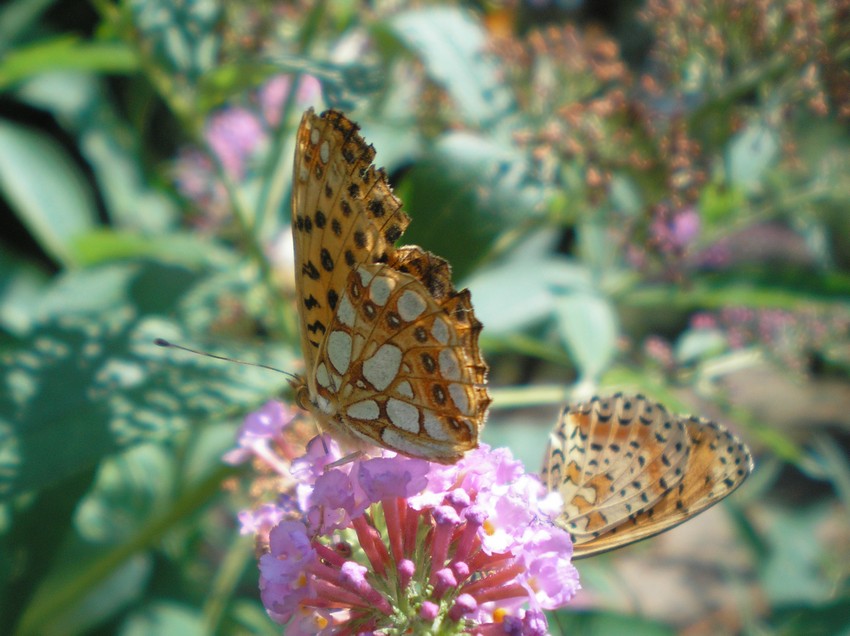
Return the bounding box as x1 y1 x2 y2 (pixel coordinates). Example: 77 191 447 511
258 521 317 623
172 73 323 228
236 503 285 536
356 456 430 502
172 148 230 224
260 520 316 584
241 426 580 633
650 204 701 253
643 335 674 368
222 400 298 470
291 434 343 484
669 207 700 247
205 106 265 179
690 312 717 330
519 528 580 609
260 74 322 125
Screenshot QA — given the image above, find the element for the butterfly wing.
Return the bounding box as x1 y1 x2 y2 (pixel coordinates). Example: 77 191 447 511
544 393 753 559
311 255 489 462
291 109 489 462
544 394 691 545
292 108 409 388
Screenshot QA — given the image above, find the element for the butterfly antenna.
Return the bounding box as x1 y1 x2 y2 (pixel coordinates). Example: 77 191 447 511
154 338 298 381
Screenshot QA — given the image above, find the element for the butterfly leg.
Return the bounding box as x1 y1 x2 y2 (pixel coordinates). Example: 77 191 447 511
325 450 366 471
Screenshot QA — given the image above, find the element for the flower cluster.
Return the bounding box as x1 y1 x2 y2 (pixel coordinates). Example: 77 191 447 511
641 0 850 120
227 404 579 634
690 306 850 374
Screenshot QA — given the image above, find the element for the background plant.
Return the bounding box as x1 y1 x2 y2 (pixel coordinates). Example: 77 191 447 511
1 0 848 634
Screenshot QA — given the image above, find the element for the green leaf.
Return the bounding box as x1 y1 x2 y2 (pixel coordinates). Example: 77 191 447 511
17 72 179 232
15 465 233 636
554 291 619 381
609 175 643 217
548 609 675 636
130 0 220 77
74 445 177 544
482 412 553 471
0 249 49 335
0 260 293 500
72 230 235 268
674 327 728 364
228 599 280 635
0 37 137 89
387 7 512 126
467 257 592 334
357 118 422 175
400 132 543 279
726 121 779 194
120 602 206 636
770 595 850 636
759 504 835 604
699 180 747 224
0 0 56 50
47 555 153 636
0 119 98 267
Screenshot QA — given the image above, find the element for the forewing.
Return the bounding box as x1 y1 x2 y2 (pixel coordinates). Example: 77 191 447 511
291 109 409 377
291 109 489 462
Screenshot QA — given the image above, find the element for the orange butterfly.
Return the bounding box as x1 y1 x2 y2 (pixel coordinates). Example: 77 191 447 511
289 109 490 463
543 393 753 558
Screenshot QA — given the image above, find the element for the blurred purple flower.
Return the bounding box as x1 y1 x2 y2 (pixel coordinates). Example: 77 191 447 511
690 312 717 330
205 106 265 179
643 335 674 369
650 204 701 253
172 73 322 224
261 74 322 125
669 207 700 247
237 503 286 537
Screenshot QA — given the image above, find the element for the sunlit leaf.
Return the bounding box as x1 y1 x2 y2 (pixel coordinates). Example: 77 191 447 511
387 7 512 126
467 257 592 334
674 327 728 364
0 250 50 335
0 119 98 267
0 260 293 501
0 37 136 88
726 121 779 194
120 601 206 636
400 132 544 279
554 291 618 381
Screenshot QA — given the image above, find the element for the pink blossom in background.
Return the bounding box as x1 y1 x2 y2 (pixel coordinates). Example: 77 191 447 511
205 106 265 179
261 74 322 125
650 204 701 253
173 73 322 224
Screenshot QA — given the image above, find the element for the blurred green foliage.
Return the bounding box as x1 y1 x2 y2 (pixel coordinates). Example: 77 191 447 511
1 0 849 634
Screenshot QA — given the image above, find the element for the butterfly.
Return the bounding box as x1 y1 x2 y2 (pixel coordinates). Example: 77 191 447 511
289 108 490 463
543 392 753 559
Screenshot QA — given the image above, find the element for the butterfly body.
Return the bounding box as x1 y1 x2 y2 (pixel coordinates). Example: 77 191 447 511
544 393 753 558
291 109 489 463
